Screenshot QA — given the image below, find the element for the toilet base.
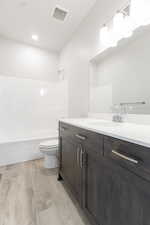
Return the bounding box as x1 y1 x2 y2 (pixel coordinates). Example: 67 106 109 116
57 173 63 181
44 154 58 169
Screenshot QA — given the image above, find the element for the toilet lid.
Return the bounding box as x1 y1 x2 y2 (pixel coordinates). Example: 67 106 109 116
40 146 58 153
39 139 58 148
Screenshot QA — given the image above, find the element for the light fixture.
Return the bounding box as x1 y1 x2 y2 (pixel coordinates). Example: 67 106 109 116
40 88 48 97
139 0 150 26
32 34 39 41
123 15 133 38
130 0 150 27
100 25 110 47
99 1 150 50
113 11 124 42
108 29 118 47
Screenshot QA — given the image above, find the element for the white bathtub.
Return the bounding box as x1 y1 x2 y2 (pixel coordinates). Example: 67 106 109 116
0 130 58 166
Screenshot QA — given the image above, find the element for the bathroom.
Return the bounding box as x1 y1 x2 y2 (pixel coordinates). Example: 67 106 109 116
1 0 150 224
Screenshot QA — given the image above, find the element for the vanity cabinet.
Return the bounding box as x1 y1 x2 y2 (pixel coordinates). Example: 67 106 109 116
58 121 150 225
103 136 150 225
59 122 83 204
83 150 106 225
101 159 150 225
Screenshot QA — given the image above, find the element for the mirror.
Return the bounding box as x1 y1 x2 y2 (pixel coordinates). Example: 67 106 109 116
89 27 150 114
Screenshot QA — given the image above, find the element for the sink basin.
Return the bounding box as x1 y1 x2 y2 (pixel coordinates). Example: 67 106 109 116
86 120 121 127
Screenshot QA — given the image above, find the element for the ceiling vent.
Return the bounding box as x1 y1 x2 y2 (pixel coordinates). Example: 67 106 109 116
53 7 68 21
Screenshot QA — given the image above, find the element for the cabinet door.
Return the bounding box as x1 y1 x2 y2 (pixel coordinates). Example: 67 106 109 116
60 137 83 204
83 150 106 225
103 160 150 225
84 152 150 225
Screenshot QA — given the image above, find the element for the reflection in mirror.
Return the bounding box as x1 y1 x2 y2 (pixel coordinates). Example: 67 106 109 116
89 27 150 115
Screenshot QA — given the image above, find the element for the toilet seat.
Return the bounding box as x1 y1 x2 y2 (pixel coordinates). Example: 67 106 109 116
39 139 58 148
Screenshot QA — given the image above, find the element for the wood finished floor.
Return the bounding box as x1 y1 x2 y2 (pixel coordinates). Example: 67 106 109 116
0 160 90 225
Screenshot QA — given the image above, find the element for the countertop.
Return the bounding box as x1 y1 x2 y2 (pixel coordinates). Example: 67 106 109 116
60 118 150 148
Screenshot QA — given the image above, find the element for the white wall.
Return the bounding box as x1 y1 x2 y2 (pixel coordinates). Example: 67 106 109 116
0 37 58 82
0 37 68 138
59 0 127 117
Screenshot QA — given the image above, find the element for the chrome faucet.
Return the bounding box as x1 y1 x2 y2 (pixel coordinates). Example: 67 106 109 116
112 101 146 123
120 101 146 107
112 104 125 123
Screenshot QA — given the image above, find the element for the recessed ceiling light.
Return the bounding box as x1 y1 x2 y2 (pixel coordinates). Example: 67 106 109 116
19 1 28 7
32 34 39 41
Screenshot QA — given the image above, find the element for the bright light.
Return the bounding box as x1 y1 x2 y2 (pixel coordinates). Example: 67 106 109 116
99 2 150 49
100 25 110 47
32 34 39 41
113 12 124 42
100 24 118 48
108 29 118 47
112 12 133 42
40 88 48 97
130 0 150 27
123 16 133 38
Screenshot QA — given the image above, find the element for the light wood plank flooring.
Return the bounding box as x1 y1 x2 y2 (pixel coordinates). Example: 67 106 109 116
0 160 90 225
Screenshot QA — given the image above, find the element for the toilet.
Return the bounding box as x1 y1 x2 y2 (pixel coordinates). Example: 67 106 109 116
39 139 58 169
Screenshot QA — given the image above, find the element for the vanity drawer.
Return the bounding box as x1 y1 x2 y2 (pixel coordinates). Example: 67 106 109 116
59 122 76 142
74 127 103 155
104 136 150 181
60 122 103 155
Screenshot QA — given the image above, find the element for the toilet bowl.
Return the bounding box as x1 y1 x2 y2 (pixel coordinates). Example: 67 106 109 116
39 139 58 169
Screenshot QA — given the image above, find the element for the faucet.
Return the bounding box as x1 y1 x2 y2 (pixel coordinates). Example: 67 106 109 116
112 104 125 123
112 101 146 123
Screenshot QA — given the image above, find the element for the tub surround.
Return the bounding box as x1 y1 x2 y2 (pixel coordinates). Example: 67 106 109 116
0 130 58 145
0 130 58 166
60 118 150 148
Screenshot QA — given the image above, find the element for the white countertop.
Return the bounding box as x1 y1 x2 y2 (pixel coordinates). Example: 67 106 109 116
60 118 150 148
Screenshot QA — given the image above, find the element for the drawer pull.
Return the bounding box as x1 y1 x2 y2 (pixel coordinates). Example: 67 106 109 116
61 127 67 131
75 134 86 141
77 146 80 167
77 145 84 168
80 146 85 168
112 150 139 164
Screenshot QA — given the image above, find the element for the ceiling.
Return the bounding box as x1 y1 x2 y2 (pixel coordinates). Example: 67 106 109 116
0 0 97 51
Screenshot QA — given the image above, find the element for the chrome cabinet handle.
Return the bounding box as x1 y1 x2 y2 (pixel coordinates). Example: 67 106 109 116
80 148 83 168
112 150 139 164
76 145 84 168
77 147 80 166
80 146 85 168
75 134 86 141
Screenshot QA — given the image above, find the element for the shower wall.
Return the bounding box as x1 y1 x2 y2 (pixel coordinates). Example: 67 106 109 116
0 37 68 139
0 75 68 138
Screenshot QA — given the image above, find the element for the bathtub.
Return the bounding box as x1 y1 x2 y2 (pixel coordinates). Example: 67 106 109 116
0 130 58 166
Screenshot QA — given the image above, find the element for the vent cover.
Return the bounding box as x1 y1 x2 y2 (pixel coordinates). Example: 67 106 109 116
53 7 68 21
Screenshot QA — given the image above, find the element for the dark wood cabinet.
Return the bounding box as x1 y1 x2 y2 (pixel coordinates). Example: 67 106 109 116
83 150 105 225
59 123 83 204
59 121 150 225
101 159 150 225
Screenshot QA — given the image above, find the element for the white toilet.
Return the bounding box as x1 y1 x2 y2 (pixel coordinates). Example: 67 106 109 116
39 139 58 169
